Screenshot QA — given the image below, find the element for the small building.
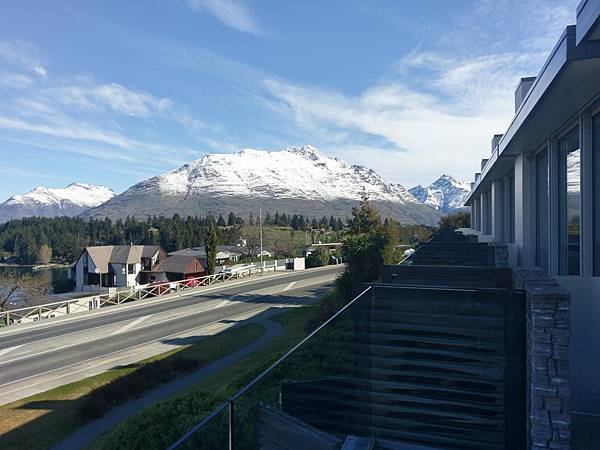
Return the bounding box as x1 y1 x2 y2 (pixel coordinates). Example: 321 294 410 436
169 246 244 265
303 242 343 257
152 255 206 282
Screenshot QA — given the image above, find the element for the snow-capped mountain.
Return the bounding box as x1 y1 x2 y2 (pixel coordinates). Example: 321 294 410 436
409 175 471 213
0 183 115 223
84 146 440 225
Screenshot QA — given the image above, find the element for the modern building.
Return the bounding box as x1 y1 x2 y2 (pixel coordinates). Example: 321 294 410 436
464 0 600 431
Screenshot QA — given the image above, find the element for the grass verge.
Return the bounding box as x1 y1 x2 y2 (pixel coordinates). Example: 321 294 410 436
0 322 265 450
87 306 316 450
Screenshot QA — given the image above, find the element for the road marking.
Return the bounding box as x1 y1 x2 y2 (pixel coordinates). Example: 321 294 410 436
282 282 297 292
109 315 153 336
0 344 23 358
0 265 344 337
0 304 276 391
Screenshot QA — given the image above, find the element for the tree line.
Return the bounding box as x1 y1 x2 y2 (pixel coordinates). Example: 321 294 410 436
0 211 348 265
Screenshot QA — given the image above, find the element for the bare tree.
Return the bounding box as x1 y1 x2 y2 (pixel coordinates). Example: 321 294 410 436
241 224 261 257
0 272 50 311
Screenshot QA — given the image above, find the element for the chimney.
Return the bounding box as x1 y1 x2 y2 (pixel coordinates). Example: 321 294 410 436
515 77 536 112
492 134 503 152
475 172 481 182
470 182 475 190
481 159 489 171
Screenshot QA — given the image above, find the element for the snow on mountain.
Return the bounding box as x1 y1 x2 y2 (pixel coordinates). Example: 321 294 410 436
0 183 115 223
84 146 441 225
409 174 471 213
147 145 418 203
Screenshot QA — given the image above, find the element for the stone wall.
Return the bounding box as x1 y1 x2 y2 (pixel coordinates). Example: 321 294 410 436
513 268 571 449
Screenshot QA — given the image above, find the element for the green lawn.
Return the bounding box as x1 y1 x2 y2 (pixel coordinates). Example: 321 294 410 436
87 306 316 450
0 323 265 450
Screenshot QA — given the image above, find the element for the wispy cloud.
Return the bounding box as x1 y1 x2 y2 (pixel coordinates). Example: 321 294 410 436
261 0 578 187
0 40 48 77
51 80 172 117
186 0 262 35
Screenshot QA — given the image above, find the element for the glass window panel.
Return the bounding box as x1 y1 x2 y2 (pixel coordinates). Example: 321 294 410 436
559 127 581 275
594 114 600 276
536 148 549 273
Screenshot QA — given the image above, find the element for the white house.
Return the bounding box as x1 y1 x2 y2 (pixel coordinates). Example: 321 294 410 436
71 245 166 291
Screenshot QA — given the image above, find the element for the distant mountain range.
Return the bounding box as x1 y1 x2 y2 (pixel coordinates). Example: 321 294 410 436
0 183 115 223
0 147 471 224
409 174 470 213
82 146 442 225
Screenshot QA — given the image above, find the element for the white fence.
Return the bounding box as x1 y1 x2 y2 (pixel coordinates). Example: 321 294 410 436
0 270 251 326
0 257 307 327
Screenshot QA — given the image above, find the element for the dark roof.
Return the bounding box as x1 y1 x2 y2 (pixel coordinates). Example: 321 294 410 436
154 255 205 274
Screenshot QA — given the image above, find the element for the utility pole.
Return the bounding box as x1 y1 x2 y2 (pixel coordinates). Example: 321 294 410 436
259 206 263 276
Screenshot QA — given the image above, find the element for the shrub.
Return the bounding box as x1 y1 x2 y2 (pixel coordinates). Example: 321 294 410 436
439 211 470 230
77 356 200 422
52 278 75 293
305 248 329 268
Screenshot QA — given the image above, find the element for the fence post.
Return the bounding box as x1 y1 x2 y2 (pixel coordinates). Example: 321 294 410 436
228 400 234 450
38 307 42 321
66 301 70 314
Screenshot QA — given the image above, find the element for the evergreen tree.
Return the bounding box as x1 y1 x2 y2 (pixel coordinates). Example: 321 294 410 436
337 217 344 231
329 215 336 230
217 214 226 227
227 212 236 227
204 218 218 275
311 218 319 229
347 189 382 234
291 214 300 230
249 213 254 226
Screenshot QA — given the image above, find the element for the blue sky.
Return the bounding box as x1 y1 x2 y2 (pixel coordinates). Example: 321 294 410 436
0 0 577 200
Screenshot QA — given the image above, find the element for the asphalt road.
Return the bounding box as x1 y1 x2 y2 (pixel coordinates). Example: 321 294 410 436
0 265 343 405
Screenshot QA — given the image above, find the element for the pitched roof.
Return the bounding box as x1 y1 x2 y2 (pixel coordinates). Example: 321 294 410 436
154 255 205 274
83 245 165 273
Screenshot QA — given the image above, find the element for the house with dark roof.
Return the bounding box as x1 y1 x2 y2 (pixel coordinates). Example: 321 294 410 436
152 255 206 282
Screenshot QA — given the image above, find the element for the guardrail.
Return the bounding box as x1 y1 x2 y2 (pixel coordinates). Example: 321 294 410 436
0 269 257 327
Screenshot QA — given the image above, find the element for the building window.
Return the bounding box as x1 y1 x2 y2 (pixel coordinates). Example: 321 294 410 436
535 148 549 273
594 113 600 276
128 264 135 274
559 127 581 275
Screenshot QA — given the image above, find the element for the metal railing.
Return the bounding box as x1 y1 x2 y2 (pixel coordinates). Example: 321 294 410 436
0 268 258 327
167 285 373 450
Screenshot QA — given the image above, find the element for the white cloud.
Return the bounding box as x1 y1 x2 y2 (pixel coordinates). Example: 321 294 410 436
186 0 262 35
0 70 33 89
0 40 48 77
51 81 172 117
261 0 578 187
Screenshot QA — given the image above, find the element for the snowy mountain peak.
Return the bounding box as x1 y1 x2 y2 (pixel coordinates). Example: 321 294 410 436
285 145 322 160
409 175 470 213
146 146 418 204
0 183 116 223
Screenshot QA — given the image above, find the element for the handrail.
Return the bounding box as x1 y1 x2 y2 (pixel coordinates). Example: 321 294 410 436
0 267 260 326
167 284 373 449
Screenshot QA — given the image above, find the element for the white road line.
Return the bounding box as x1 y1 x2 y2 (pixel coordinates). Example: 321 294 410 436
282 281 297 291
0 304 275 390
109 315 153 336
0 344 23 358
